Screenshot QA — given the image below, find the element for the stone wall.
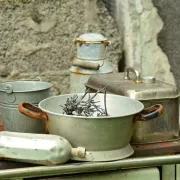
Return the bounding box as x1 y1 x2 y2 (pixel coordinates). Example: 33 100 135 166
152 0 180 89
116 0 176 85
2 0 177 94
0 0 122 95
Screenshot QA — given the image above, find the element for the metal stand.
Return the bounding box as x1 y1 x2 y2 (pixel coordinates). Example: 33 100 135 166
132 139 180 157
1 154 180 179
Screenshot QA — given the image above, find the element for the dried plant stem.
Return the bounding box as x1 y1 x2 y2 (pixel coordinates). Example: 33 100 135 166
85 86 107 105
104 88 108 116
61 86 108 117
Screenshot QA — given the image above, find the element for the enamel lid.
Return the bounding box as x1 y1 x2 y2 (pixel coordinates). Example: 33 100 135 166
85 73 180 100
77 33 107 41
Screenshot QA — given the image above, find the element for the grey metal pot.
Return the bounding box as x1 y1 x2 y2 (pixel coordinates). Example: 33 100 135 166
18 93 163 161
0 79 52 133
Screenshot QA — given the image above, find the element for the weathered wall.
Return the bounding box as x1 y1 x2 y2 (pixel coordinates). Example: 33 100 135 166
0 0 122 95
152 0 180 89
116 0 176 85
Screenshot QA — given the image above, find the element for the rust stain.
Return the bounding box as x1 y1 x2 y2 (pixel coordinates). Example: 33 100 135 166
72 59 76 63
72 59 88 75
73 68 87 75
45 119 50 134
45 160 54 166
74 39 110 46
75 68 81 74
132 139 180 157
0 120 4 131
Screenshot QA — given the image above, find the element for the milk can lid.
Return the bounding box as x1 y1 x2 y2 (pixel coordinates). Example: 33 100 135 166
77 33 107 41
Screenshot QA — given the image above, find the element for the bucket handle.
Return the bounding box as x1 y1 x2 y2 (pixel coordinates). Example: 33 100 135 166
69 39 110 70
134 104 164 121
18 102 49 133
0 77 41 94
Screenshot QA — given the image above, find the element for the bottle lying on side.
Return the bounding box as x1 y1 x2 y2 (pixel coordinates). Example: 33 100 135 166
0 131 85 166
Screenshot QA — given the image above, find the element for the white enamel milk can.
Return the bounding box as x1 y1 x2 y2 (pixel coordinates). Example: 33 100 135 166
70 33 113 93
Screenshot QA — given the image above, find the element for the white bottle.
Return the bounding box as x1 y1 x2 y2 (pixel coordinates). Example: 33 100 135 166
0 131 85 166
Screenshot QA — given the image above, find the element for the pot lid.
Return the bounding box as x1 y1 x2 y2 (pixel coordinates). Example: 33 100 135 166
77 33 107 41
85 73 180 100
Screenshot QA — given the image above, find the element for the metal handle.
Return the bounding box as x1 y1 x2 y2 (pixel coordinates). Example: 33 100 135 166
134 104 164 121
74 39 111 45
72 59 100 70
18 102 49 133
124 67 142 83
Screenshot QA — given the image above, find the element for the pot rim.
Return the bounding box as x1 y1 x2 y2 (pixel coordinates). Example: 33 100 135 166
0 81 52 93
38 93 145 119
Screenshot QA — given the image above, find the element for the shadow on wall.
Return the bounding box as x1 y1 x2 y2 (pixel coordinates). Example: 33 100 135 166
102 0 124 72
152 0 180 89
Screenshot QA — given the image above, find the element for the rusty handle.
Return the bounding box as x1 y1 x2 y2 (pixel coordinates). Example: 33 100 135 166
134 104 164 121
18 102 49 133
